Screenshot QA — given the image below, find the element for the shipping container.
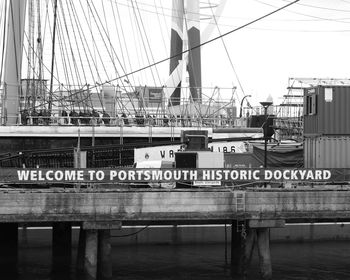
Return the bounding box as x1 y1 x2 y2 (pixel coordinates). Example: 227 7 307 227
304 86 350 136
304 136 350 168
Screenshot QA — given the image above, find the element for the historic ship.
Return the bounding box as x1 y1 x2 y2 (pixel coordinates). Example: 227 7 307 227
0 0 263 167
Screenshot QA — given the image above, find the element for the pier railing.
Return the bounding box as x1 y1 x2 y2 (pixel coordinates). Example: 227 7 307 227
14 114 236 128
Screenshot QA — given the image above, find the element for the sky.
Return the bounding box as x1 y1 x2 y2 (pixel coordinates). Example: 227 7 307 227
3 0 350 108
200 0 350 105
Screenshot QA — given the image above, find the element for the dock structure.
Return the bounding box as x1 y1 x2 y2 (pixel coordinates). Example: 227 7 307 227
0 187 350 279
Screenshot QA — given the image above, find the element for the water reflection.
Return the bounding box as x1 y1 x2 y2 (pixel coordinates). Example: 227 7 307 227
15 241 350 280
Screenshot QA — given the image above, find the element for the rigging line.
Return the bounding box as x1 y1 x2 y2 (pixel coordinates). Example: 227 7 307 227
65 0 87 83
88 1 130 93
130 0 158 87
69 1 102 84
101 0 113 62
87 1 136 115
134 0 163 85
55 9 74 92
68 1 99 95
280 0 350 13
22 27 78 105
253 0 350 24
21 44 72 112
114 0 137 87
110 2 136 88
88 0 120 80
105 1 301 92
9 1 20 87
26 0 299 111
41 0 50 53
80 0 111 82
36 0 44 101
208 0 243 106
127 0 144 85
0 0 8 85
153 0 168 58
59 0 83 89
159 0 171 43
121 0 209 19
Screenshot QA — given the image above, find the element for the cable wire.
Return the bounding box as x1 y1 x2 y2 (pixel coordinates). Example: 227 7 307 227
111 225 150 237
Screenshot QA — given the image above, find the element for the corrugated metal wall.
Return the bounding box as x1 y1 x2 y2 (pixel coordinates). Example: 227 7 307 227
304 136 350 168
304 86 350 136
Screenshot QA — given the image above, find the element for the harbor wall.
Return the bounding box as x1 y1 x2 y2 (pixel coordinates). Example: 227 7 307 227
19 223 350 248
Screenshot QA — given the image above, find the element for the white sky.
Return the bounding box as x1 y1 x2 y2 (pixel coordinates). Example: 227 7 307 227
4 0 350 107
200 0 350 105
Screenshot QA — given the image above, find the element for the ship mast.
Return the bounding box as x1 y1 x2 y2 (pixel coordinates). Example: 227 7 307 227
48 0 58 112
2 0 27 124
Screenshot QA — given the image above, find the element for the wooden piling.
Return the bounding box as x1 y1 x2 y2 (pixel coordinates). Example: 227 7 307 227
98 229 112 279
0 223 18 275
257 228 272 280
240 228 256 276
231 220 244 274
76 226 86 273
52 222 72 277
84 229 98 280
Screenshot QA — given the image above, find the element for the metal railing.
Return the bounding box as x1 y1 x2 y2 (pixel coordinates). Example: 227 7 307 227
13 114 236 128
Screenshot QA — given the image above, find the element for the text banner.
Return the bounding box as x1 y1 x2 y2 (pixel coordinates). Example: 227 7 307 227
0 168 349 184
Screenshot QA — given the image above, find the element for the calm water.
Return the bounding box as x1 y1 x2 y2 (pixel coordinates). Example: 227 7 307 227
13 241 350 280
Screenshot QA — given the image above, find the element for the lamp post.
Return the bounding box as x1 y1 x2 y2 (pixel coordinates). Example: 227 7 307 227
260 101 273 168
239 95 252 118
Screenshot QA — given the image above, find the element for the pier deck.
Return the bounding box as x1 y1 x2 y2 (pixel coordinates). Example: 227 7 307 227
1 187 350 223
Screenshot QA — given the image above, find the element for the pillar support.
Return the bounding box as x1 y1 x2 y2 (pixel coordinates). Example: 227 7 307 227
257 228 272 280
98 229 112 279
0 223 18 276
84 229 98 280
231 220 245 274
52 222 72 277
76 226 86 273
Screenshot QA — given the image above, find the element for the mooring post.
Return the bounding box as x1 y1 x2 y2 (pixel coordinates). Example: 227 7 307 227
240 228 256 276
0 223 18 276
256 228 272 280
77 226 86 273
84 229 98 280
98 229 112 279
231 220 245 274
52 222 72 277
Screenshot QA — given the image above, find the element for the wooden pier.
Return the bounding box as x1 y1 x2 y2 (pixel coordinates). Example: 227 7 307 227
0 187 350 279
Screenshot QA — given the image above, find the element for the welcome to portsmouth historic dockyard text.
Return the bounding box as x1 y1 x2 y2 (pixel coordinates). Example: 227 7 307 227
8 168 339 183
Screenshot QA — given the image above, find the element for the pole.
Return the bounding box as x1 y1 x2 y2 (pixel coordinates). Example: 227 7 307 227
264 106 268 168
49 0 58 112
